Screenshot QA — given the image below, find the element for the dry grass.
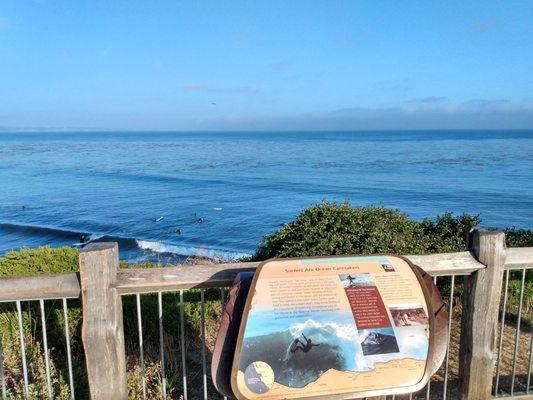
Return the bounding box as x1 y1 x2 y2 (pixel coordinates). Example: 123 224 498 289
1 290 531 399
395 303 532 400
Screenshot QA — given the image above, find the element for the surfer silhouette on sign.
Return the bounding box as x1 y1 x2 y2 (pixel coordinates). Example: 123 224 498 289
347 275 356 287
290 333 321 353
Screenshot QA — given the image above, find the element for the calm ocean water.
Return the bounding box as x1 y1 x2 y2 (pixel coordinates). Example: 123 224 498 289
0 131 532 262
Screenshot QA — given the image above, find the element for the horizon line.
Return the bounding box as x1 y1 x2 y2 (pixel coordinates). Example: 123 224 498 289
2 128 533 134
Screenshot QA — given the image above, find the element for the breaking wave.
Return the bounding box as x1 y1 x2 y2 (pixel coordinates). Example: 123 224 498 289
241 318 368 388
0 222 251 262
135 239 251 261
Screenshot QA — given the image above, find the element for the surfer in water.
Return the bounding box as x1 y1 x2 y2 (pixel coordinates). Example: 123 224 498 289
290 333 321 353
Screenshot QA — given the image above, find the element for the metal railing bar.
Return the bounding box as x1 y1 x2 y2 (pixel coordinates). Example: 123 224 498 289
220 288 227 400
443 275 455 400
0 337 6 400
62 298 75 400
16 301 29 400
136 294 147 400
495 269 511 396
527 332 533 394
201 289 207 400
179 290 188 400
511 269 527 395
39 299 52 399
425 275 438 400
425 367 431 399
158 292 167 400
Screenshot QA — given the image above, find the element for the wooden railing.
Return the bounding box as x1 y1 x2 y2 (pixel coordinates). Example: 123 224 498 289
0 227 532 400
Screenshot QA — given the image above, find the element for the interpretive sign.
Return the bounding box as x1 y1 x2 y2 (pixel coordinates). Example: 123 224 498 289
230 255 440 399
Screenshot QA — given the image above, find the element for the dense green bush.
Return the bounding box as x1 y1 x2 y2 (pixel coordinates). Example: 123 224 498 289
0 246 79 276
254 201 489 259
505 228 533 248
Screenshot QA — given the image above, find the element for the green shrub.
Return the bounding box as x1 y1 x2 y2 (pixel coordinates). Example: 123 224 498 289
505 228 533 248
254 201 484 260
0 246 79 276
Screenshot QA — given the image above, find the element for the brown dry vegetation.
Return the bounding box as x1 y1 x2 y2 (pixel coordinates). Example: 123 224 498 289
2 288 531 400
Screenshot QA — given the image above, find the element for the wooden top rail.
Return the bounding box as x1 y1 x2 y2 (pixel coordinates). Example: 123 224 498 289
116 261 259 294
505 247 533 269
0 247 531 301
406 251 485 276
116 251 485 294
0 272 80 302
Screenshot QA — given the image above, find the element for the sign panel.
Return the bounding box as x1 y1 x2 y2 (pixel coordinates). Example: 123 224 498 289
232 255 431 399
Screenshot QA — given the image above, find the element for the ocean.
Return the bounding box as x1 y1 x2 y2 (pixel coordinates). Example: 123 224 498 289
0 130 532 262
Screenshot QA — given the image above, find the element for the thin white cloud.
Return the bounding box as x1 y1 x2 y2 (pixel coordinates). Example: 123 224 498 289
331 99 533 124
181 83 259 94
197 99 533 130
404 96 449 104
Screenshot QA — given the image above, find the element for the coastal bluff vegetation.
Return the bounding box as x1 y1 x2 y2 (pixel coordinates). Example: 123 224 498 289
0 201 532 399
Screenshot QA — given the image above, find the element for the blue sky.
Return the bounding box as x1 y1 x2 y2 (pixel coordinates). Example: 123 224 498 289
1 1 533 131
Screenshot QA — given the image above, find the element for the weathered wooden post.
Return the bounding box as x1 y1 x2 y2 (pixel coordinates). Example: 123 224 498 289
459 228 506 399
79 243 128 400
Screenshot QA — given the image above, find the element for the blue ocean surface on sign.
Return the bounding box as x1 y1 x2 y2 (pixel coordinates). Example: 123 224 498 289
0 130 532 262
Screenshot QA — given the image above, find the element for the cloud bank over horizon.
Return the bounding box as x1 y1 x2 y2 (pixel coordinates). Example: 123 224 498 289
2 98 532 132
180 99 533 131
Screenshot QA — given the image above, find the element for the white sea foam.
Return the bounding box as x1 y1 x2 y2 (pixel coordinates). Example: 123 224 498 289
285 318 367 371
136 239 251 261
88 233 104 241
289 319 358 341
